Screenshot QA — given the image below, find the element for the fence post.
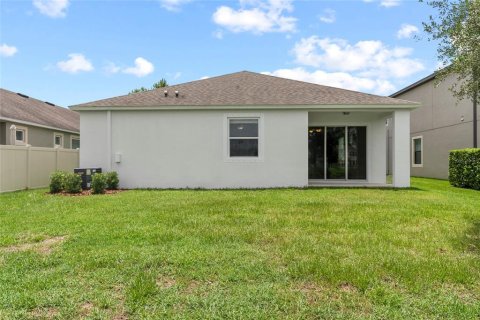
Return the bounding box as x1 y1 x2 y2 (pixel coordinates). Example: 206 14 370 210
26 146 31 189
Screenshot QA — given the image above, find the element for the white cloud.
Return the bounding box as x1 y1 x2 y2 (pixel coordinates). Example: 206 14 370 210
123 57 155 77
212 0 296 34
200 76 210 80
263 67 395 95
0 44 18 57
103 62 121 74
158 0 191 11
292 36 424 79
397 24 419 39
57 53 94 74
33 0 69 18
319 9 335 24
362 0 401 7
380 0 400 7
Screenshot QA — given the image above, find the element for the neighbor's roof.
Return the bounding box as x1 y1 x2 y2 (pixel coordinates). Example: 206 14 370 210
0 88 79 133
71 71 418 109
390 71 436 98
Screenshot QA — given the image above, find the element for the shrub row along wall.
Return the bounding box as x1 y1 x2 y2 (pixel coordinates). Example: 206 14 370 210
0 145 79 193
449 148 480 190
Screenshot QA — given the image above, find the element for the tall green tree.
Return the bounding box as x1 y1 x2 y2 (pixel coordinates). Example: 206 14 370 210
129 78 169 94
420 0 479 147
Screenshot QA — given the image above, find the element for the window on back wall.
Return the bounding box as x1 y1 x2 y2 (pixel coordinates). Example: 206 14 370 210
228 118 259 158
54 133 64 148
15 127 27 145
412 136 423 167
71 136 80 149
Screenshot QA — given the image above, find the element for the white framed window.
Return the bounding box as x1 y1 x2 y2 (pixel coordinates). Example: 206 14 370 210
53 133 64 148
412 136 423 167
225 114 263 162
71 136 80 149
14 126 28 145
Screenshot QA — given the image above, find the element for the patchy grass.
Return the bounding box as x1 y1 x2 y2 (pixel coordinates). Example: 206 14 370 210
0 178 479 319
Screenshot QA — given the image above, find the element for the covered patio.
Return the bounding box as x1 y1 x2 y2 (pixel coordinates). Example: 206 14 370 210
308 109 411 188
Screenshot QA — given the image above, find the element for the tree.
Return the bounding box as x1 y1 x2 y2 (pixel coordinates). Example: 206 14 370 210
129 78 169 94
152 78 168 88
420 0 480 147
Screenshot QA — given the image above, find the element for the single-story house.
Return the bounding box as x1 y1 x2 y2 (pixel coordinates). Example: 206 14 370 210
71 71 418 189
0 88 80 148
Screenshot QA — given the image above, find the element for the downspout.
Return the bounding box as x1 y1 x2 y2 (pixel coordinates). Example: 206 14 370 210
474 91 478 148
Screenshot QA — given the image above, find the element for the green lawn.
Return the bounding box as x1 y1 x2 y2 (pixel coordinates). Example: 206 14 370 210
0 178 479 319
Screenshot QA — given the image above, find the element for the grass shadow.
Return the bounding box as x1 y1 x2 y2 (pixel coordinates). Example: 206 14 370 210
462 220 480 254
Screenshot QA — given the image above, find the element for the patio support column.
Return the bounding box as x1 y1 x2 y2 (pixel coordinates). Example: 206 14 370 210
392 110 410 188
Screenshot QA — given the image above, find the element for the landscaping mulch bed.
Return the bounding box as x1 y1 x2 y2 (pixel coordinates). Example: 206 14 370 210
49 189 126 196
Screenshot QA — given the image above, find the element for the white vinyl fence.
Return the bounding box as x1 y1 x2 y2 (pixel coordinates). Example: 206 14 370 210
0 145 79 193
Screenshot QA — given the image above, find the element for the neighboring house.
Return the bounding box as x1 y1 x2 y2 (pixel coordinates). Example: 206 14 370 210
71 71 418 189
0 88 80 149
390 73 479 179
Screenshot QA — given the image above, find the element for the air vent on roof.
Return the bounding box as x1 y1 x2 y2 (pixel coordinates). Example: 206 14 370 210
17 93 29 99
45 101 55 106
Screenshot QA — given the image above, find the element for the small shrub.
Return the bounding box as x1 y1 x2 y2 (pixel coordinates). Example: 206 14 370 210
105 171 119 190
64 172 82 193
449 148 480 190
49 171 66 193
91 173 107 194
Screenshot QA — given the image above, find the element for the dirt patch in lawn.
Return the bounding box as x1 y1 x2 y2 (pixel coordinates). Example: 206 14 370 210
1 236 66 255
29 307 59 319
79 302 94 317
111 285 129 320
156 276 176 289
339 282 358 293
50 189 126 196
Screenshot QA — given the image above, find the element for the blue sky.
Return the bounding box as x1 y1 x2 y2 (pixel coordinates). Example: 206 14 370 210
1 0 439 107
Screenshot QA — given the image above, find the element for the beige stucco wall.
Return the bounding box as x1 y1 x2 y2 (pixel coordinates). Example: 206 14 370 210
0 121 79 149
393 74 479 179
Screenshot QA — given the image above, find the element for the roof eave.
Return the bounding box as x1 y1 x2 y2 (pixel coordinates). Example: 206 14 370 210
70 103 420 112
0 116 80 134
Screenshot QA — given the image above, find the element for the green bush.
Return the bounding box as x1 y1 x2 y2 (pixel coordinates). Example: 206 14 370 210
64 172 82 193
105 171 119 190
449 148 480 190
49 171 66 193
91 173 107 194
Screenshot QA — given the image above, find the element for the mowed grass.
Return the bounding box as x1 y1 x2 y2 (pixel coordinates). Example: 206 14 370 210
0 178 479 319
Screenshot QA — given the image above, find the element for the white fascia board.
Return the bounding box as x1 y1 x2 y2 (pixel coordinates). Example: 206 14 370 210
70 104 420 112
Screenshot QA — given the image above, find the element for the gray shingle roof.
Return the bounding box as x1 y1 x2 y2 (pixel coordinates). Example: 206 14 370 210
0 88 79 133
71 71 417 108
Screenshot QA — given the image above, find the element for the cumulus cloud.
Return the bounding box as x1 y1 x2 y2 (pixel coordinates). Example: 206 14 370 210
319 9 335 23
397 24 419 39
263 67 396 95
380 0 401 7
158 0 191 11
0 44 18 57
57 53 94 74
33 0 69 18
212 0 296 34
123 57 155 77
292 36 424 79
103 58 155 77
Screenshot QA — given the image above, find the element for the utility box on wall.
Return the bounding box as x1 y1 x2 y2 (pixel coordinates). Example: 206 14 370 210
74 167 102 189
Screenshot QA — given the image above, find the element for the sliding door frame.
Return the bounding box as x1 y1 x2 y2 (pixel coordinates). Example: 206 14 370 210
309 125 368 181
